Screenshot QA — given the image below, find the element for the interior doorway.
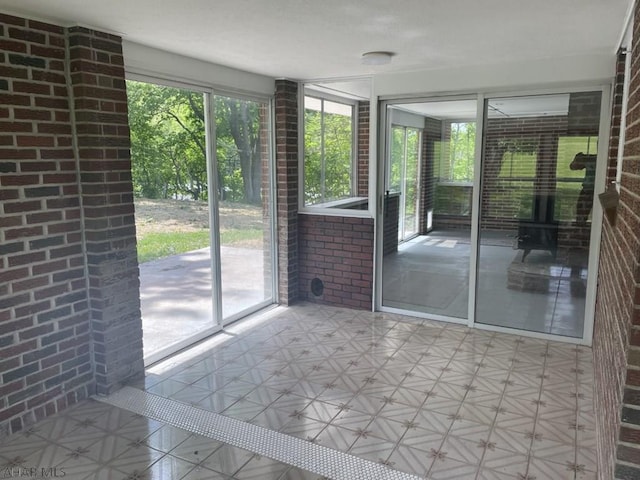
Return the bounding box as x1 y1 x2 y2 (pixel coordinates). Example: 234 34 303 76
381 99 477 320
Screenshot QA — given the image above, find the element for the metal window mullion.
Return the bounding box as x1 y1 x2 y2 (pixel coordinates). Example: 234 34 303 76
468 94 484 328
205 91 224 327
414 129 422 234
351 104 357 197
320 99 326 203
401 127 410 240
268 97 279 304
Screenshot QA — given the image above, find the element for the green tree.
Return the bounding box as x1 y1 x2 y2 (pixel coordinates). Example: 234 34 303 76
127 81 264 204
303 101 353 205
127 81 207 200
449 122 475 182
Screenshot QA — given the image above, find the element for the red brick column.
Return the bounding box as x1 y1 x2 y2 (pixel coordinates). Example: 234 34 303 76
67 27 143 395
0 15 143 435
0 14 94 435
593 5 640 478
274 80 299 304
357 101 369 197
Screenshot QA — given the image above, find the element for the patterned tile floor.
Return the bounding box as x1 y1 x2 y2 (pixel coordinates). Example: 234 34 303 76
0 303 597 479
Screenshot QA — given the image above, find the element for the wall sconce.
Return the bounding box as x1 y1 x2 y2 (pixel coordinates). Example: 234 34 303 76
598 182 619 226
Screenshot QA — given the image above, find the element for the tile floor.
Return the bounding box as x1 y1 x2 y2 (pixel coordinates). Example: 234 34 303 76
0 303 597 479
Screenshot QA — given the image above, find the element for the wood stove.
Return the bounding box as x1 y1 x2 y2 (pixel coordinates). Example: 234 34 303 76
516 194 558 262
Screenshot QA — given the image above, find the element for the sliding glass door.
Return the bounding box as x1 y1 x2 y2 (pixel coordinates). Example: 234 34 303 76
381 100 477 320
379 89 605 341
214 95 274 322
475 92 602 337
390 125 421 241
127 79 275 363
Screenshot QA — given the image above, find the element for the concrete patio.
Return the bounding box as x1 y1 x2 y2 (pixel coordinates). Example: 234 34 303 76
139 246 271 359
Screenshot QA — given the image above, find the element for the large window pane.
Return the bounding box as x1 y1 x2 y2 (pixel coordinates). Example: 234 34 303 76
304 95 354 206
476 92 602 337
382 100 476 319
389 125 421 241
127 80 214 360
215 95 274 320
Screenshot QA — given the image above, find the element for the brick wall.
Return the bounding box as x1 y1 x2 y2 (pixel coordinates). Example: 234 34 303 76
593 4 640 478
274 80 299 304
420 117 441 233
0 14 143 435
357 101 369 197
608 50 627 184
481 115 568 228
68 27 143 395
298 215 374 310
383 194 400 256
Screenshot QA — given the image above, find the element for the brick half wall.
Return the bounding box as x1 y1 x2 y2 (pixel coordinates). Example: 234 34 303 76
299 215 374 310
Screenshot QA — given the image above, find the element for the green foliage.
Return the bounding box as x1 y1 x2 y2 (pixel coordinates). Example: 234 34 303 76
220 228 263 245
557 136 598 179
137 228 263 263
499 151 537 178
127 81 264 205
389 125 420 237
127 81 207 201
137 230 211 263
389 126 404 192
304 98 353 205
447 122 476 182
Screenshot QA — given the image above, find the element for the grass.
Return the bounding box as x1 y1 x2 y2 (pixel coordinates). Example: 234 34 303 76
137 230 211 263
137 228 264 263
220 228 263 245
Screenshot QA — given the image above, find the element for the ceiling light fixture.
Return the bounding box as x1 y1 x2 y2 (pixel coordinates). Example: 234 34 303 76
361 51 394 66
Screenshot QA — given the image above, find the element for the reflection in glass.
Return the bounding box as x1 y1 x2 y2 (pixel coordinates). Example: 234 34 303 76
215 95 274 321
382 100 476 319
303 96 354 206
475 92 601 337
389 126 421 240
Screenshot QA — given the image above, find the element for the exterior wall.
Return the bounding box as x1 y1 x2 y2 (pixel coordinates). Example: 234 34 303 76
607 51 627 185
0 14 143 435
593 4 640 478
420 117 440 233
357 101 369 197
69 27 143 395
481 115 568 230
298 215 373 310
382 194 399 256
274 80 299 305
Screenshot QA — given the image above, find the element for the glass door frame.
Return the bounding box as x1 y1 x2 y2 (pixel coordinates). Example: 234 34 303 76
129 73 277 365
376 94 478 326
375 85 611 346
209 90 278 327
388 124 422 242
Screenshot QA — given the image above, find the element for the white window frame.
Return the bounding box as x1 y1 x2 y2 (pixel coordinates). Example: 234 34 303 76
301 89 359 210
375 85 612 347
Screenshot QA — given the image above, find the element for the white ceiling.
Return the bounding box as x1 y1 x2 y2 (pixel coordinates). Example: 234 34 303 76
0 0 632 80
